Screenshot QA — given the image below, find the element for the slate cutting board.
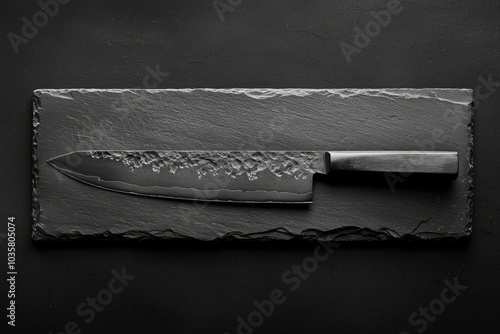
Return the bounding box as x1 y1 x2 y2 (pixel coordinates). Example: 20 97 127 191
32 89 473 241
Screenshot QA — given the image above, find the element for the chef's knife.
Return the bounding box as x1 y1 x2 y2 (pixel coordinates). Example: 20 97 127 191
47 150 458 203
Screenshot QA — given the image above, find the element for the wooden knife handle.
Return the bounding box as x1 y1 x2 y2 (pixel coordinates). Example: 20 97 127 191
327 151 458 175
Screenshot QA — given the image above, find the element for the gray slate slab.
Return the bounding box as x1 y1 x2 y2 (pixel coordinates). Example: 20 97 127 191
32 89 473 241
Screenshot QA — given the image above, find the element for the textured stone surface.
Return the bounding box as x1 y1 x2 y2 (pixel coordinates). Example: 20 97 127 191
32 89 473 241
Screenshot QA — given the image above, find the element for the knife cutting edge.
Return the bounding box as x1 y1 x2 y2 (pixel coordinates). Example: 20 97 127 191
47 150 458 203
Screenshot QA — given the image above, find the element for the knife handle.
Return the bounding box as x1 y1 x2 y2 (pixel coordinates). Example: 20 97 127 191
327 151 458 175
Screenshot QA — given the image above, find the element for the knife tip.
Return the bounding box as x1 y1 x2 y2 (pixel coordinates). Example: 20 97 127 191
46 152 76 171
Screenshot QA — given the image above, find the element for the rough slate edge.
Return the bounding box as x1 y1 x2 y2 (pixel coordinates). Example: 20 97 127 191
30 88 474 242
467 100 474 239
32 94 40 233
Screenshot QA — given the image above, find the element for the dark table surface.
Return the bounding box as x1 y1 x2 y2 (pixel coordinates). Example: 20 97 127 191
1 1 499 333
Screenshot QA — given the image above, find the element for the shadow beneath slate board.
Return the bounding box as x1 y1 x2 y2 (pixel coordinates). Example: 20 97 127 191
31 235 470 253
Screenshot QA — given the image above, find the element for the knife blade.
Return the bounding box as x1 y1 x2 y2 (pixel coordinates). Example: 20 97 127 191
47 150 458 203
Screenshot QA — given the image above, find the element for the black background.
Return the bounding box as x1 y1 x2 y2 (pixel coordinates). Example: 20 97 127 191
1 0 499 333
